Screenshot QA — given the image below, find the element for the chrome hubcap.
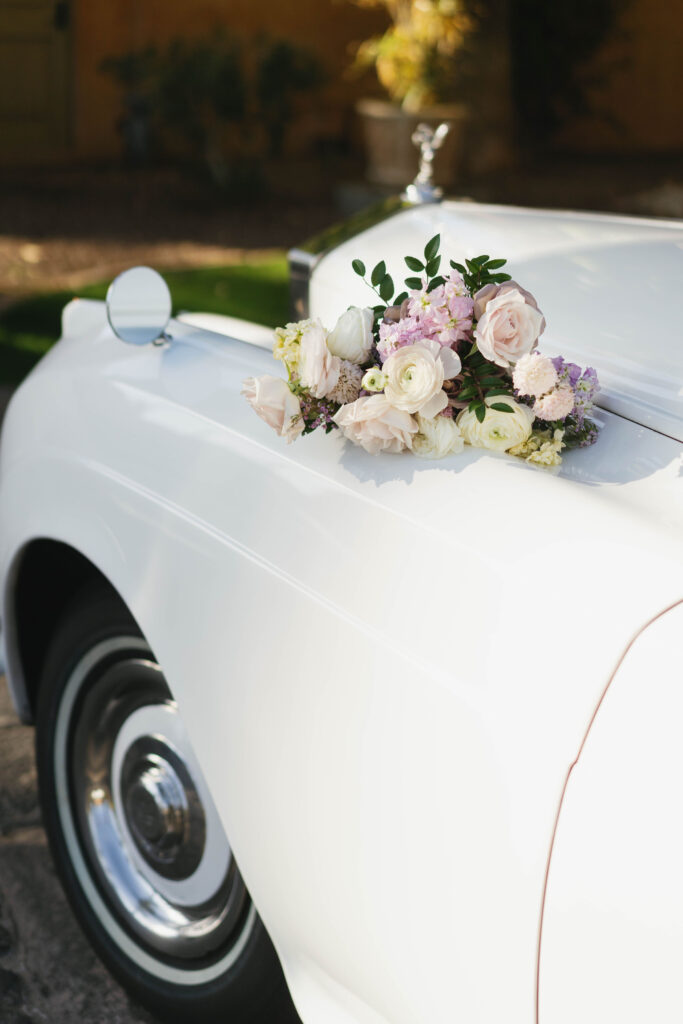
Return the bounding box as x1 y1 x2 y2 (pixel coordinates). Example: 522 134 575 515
68 650 250 963
121 737 205 880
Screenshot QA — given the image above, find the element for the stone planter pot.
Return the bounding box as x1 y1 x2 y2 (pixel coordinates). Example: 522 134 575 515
356 98 467 188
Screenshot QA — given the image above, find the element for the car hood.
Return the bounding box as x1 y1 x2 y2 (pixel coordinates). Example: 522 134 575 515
310 201 683 442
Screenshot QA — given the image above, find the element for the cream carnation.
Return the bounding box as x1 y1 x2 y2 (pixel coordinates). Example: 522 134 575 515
533 386 575 421
298 319 341 399
457 397 535 452
272 317 314 373
475 288 544 368
328 360 363 405
333 394 417 455
412 414 465 459
241 375 304 444
327 306 374 364
512 352 559 397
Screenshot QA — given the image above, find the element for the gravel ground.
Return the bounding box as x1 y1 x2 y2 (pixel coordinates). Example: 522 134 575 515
0 676 155 1024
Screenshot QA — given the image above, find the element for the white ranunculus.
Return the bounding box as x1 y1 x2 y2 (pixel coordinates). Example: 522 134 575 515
457 397 535 452
242 375 304 444
412 414 465 459
383 342 457 418
327 306 374 364
298 319 341 399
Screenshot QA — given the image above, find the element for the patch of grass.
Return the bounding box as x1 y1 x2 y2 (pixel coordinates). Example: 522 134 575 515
0 257 289 388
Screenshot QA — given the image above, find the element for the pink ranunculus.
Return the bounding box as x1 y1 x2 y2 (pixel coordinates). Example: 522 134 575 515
473 281 546 334
297 319 341 398
242 375 304 443
333 394 418 454
474 288 545 368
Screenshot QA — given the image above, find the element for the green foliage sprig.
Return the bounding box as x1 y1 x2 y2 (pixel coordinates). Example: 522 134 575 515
449 254 511 293
352 235 517 422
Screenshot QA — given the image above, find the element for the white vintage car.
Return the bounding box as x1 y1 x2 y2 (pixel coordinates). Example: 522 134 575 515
0 196 681 1024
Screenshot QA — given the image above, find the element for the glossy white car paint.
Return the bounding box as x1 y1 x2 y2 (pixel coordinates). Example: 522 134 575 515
0 201 681 1023
311 201 683 442
539 602 683 1023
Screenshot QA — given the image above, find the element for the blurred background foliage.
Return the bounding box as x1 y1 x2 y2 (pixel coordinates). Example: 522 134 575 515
101 33 325 189
0 0 680 393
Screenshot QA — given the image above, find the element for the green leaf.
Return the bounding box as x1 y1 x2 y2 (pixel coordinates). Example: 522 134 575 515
491 272 512 282
478 375 505 388
468 341 478 357
471 254 489 266
371 261 386 286
424 233 440 261
379 274 394 303
427 275 445 292
485 258 507 269
474 403 487 423
372 304 385 315
425 255 441 277
393 291 408 305
352 259 366 277
465 259 477 274
404 255 424 272
456 387 478 401
489 402 514 413
404 276 423 291
485 388 513 398
450 260 465 273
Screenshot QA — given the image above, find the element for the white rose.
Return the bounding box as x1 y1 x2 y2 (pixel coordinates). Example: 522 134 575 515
333 394 417 454
383 341 460 418
412 414 465 459
457 396 535 452
298 319 341 399
327 306 374 364
242 375 304 444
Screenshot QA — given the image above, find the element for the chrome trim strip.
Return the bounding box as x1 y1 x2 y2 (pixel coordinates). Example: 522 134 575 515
287 196 409 318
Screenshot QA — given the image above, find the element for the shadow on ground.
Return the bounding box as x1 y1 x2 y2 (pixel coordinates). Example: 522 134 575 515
0 676 155 1024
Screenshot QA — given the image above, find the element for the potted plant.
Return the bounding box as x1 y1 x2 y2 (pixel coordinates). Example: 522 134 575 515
349 0 474 187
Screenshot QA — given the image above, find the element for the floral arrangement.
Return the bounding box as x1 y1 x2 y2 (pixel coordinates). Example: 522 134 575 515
243 235 600 467
348 0 473 112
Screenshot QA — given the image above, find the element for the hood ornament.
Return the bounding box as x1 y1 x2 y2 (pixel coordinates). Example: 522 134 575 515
403 122 450 205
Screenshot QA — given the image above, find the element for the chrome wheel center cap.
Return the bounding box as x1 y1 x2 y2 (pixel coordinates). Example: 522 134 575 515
121 736 206 881
126 758 187 848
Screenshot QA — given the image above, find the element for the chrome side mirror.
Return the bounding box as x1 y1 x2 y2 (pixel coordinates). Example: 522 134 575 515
106 266 172 345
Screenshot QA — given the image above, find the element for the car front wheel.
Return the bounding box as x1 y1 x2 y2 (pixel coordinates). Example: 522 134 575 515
35 583 298 1024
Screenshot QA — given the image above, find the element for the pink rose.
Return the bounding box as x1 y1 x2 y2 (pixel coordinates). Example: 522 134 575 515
242 375 304 443
333 394 418 454
298 319 341 398
473 281 546 332
474 287 545 368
